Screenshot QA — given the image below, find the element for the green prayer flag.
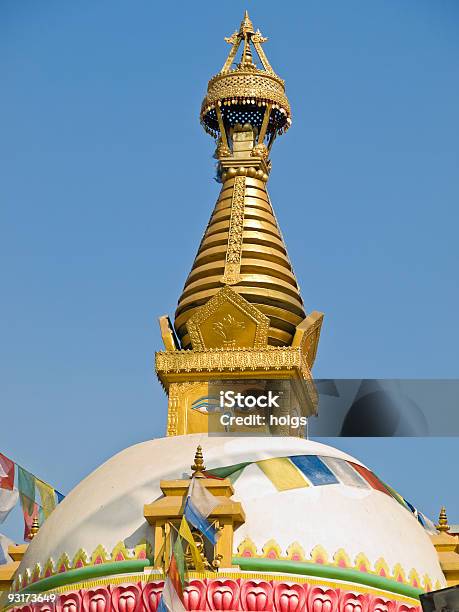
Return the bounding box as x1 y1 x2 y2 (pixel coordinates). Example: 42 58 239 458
206 461 251 479
17 467 35 513
173 534 185 585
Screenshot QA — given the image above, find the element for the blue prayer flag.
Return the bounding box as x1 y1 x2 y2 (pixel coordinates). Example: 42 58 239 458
289 455 339 486
184 498 218 545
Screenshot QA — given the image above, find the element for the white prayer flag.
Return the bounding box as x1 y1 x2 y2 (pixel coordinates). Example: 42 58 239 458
0 488 19 524
158 576 186 612
0 533 14 565
189 477 219 517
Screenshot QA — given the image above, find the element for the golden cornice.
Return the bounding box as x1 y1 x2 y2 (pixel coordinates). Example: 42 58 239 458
201 69 290 118
155 346 313 384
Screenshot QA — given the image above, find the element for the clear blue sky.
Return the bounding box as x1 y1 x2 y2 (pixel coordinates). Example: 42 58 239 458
1 1 458 543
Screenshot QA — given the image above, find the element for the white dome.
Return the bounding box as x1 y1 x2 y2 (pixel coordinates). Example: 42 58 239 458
17 435 445 590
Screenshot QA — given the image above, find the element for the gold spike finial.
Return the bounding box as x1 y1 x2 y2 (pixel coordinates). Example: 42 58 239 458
436 506 450 532
240 10 254 35
191 445 206 478
29 516 40 540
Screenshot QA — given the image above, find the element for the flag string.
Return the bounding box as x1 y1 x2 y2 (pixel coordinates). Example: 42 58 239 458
0 451 65 539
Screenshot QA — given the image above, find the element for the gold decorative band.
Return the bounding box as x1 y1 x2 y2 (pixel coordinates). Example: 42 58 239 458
222 175 246 285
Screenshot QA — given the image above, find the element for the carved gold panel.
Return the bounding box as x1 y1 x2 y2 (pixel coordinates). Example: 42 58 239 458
186 286 269 351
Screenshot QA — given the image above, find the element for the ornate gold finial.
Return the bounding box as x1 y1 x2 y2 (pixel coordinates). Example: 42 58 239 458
29 516 40 540
436 506 450 532
240 10 254 36
200 12 291 140
191 445 206 478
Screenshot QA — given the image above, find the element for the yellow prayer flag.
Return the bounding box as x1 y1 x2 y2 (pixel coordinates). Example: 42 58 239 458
256 457 309 491
179 516 205 572
36 480 56 519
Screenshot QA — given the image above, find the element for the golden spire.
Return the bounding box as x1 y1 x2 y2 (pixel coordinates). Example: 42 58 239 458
436 506 450 532
239 11 255 67
191 446 206 478
156 14 323 438
174 12 306 350
28 516 40 540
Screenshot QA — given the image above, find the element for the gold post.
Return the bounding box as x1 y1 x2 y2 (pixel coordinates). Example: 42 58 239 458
436 506 450 532
258 103 272 144
191 445 206 478
215 105 229 150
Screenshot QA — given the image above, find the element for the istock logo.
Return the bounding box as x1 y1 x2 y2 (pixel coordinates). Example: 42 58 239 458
219 390 281 410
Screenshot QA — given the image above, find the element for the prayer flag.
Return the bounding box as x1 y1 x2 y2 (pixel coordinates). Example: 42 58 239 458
348 462 391 496
0 488 19 523
56 491 65 504
256 457 309 491
17 467 36 513
184 478 219 545
157 553 186 612
380 480 408 508
173 534 185 585
0 534 14 565
36 480 56 519
205 462 251 480
179 516 205 571
289 455 339 486
0 454 15 491
320 456 369 489
419 512 437 534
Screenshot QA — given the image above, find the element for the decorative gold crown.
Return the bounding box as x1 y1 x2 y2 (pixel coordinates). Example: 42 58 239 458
200 11 291 139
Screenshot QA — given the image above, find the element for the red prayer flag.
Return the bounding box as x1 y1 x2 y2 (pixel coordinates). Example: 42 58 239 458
168 553 184 601
202 471 225 480
0 453 15 490
348 462 391 496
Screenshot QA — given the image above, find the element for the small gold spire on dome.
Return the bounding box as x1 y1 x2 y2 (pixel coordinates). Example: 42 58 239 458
191 445 206 478
436 506 450 532
29 516 40 540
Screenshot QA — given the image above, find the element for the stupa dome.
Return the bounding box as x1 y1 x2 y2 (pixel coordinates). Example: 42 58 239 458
12 435 445 595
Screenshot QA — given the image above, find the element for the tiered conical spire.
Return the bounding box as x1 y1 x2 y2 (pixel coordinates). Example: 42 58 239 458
175 166 306 348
